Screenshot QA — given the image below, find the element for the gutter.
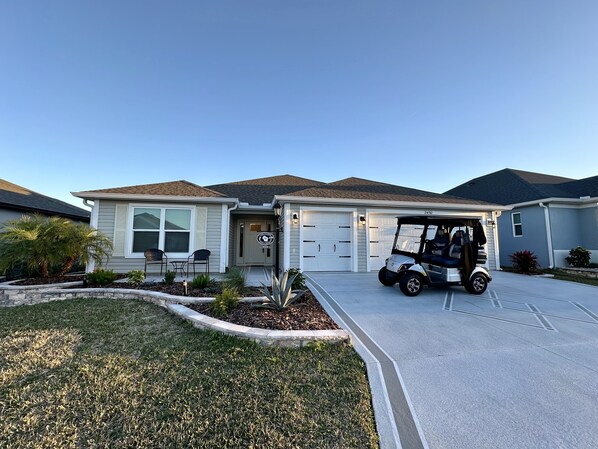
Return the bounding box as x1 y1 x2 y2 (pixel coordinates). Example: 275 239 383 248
510 196 598 208
274 195 508 212
539 203 554 268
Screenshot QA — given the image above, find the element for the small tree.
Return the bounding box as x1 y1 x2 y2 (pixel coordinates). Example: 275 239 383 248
565 247 591 268
0 214 112 278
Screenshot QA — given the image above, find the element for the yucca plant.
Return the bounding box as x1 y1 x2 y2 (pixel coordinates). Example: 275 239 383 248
255 271 306 311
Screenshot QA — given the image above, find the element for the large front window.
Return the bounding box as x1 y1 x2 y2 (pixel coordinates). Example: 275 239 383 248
131 207 192 254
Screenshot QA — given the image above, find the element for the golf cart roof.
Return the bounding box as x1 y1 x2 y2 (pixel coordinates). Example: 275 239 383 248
396 216 483 227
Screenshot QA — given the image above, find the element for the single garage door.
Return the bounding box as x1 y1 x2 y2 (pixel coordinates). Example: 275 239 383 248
302 211 352 271
369 215 398 271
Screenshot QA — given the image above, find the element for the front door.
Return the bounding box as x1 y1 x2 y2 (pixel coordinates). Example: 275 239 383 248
236 220 275 266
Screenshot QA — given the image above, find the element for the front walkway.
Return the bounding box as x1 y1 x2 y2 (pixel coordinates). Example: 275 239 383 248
307 271 598 449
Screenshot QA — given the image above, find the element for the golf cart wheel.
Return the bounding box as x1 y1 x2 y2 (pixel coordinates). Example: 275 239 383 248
399 272 424 297
466 273 488 295
378 267 398 286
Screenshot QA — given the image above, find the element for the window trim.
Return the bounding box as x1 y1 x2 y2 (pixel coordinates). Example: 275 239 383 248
511 212 523 237
126 204 195 258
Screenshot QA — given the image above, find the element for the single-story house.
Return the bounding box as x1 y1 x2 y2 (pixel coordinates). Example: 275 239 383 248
72 175 505 274
445 168 598 268
1 178 90 225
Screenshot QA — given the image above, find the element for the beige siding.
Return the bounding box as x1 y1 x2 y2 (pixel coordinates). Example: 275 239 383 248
94 201 224 273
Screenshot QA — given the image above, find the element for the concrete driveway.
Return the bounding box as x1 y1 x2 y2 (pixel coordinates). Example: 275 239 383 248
306 271 598 449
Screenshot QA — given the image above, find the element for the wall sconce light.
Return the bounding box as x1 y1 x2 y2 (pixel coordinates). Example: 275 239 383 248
487 219 496 227
292 213 298 224
359 215 366 225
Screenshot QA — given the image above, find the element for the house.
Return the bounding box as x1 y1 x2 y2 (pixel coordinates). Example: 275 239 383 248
445 168 598 268
72 175 505 274
0 179 90 225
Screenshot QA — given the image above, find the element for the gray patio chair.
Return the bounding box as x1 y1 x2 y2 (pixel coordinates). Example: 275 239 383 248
144 248 168 275
187 249 210 276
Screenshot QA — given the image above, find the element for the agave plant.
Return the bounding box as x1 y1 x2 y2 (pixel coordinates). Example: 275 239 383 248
256 271 306 311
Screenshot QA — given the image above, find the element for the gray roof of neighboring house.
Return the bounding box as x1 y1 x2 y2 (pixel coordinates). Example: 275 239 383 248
445 168 597 205
77 180 225 198
285 177 494 205
207 175 324 205
0 179 90 220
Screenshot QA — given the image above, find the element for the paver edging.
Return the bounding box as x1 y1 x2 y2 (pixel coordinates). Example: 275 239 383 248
0 282 349 347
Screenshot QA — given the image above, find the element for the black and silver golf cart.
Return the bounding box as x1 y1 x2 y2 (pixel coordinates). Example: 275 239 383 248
378 216 491 296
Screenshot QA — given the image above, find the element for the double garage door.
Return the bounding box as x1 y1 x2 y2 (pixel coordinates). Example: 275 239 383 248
302 211 352 271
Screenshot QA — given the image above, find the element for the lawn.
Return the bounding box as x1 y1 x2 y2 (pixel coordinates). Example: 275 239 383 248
0 298 379 449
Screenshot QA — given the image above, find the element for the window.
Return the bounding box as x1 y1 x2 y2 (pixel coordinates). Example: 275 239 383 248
512 212 523 237
131 206 192 255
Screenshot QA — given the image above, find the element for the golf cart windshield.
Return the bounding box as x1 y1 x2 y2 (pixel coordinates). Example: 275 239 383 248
393 224 437 254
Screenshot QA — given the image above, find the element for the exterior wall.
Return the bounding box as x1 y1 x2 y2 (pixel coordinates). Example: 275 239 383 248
283 202 498 272
498 205 549 268
95 200 225 273
580 206 598 250
0 208 28 224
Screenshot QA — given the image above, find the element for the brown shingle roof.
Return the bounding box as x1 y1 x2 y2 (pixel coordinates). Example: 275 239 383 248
286 177 493 205
79 180 225 198
207 175 324 205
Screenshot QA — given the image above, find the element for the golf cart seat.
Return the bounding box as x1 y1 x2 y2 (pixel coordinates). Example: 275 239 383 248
422 232 463 268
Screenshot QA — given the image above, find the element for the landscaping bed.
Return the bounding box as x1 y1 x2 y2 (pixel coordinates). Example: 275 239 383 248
11 274 87 285
189 290 340 331
90 280 264 298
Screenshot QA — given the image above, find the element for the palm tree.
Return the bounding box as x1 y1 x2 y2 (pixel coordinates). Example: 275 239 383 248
0 214 112 278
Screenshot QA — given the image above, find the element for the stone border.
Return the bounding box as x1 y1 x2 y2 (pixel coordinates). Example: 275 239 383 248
0 282 349 348
559 267 598 279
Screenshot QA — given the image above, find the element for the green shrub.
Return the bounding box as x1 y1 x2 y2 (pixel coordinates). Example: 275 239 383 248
191 273 211 289
86 269 117 286
223 267 246 291
256 270 306 311
210 288 240 317
127 270 145 286
287 267 306 290
510 250 539 274
163 270 176 285
565 246 592 268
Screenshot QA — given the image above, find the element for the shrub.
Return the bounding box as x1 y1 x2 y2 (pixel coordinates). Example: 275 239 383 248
0 214 112 278
127 270 145 286
255 270 306 311
223 267 246 291
510 250 539 274
191 273 211 289
86 269 117 286
210 288 240 316
287 267 306 290
163 270 176 285
565 247 592 268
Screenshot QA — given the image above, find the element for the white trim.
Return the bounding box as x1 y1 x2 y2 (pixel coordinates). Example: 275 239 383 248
125 203 195 259
283 204 291 271
352 211 358 272
220 204 228 273
72 192 238 204
509 196 598 208
276 195 506 211
492 210 502 270
87 200 100 273
365 211 371 273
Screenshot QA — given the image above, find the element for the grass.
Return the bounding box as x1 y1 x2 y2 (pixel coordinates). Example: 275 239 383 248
0 299 379 449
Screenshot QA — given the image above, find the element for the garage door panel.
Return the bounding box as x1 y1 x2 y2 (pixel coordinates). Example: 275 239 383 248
301 212 353 272
369 215 398 271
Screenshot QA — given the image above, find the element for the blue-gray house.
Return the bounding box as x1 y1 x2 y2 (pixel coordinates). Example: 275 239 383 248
446 169 598 268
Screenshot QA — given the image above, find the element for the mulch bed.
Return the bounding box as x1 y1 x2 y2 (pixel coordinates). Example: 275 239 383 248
188 290 340 331
12 275 87 286
92 282 264 298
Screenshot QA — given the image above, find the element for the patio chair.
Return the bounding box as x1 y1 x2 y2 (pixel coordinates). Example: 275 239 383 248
144 248 168 275
187 249 210 276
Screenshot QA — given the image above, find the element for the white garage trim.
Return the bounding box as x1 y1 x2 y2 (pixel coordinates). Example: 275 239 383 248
299 207 357 272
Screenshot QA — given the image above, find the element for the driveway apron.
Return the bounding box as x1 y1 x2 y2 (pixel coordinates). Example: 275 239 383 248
307 271 598 449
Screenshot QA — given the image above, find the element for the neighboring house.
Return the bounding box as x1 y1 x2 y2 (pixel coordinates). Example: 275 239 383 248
72 175 505 274
0 179 90 225
445 168 598 268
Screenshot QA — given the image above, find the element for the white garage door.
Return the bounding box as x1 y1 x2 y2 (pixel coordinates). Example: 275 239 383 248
302 211 352 271
368 215 398 271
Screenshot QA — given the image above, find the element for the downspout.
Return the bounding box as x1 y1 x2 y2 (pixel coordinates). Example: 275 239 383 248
539 203 554 268
224 202 239 271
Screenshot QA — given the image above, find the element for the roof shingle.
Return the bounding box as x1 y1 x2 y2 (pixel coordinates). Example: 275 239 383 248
78 180 225 198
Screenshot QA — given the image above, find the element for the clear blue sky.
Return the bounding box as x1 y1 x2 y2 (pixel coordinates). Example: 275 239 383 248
2 1 597 209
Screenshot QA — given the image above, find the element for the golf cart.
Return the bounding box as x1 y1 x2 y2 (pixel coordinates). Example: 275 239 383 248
378 216 491 296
